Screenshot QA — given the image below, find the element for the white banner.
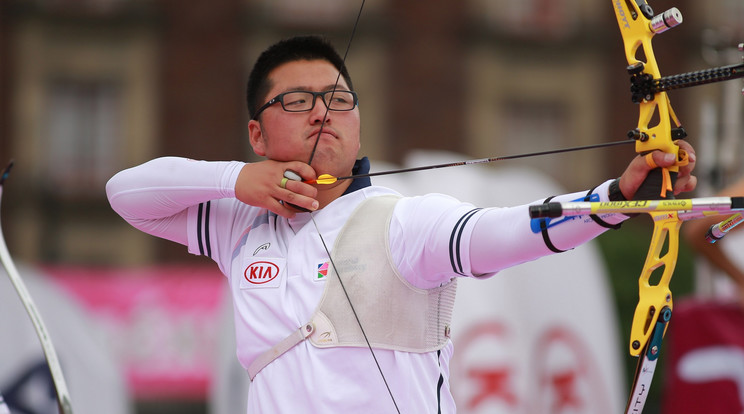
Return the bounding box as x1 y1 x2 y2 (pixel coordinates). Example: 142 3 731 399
0 264 131 414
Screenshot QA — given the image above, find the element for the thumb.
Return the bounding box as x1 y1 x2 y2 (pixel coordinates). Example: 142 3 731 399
650 152 677 168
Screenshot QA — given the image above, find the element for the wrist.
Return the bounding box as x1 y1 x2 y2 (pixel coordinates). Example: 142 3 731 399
608 178 627 201
609 178 639 218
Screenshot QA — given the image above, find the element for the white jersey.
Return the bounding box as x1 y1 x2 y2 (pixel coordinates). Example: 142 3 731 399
106 156 626 413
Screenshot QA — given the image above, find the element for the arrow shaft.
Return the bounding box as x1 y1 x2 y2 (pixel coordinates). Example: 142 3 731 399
329 139 635 182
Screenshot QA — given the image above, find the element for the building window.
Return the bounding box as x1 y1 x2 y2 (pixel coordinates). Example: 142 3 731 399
44 79 121 197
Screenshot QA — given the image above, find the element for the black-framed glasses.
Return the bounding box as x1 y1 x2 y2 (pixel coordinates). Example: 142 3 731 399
251 90 358 120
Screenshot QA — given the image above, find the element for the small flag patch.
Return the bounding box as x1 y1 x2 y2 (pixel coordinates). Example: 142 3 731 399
317 262 329 279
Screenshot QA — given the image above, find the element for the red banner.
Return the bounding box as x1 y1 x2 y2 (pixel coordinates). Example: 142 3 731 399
663 298 744 414
45 265 226 400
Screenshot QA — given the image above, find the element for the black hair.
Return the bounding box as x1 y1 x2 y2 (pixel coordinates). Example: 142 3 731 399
246 35 354 119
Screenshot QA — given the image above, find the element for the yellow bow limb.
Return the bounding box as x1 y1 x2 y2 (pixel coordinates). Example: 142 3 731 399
628 211 681 356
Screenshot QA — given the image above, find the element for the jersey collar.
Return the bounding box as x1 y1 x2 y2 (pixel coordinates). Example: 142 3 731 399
342 157 371 196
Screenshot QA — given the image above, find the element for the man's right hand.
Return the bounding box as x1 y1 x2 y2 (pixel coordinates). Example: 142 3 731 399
235 160 319 218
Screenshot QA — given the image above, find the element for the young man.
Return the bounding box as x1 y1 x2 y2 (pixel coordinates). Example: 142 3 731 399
107 35 697 413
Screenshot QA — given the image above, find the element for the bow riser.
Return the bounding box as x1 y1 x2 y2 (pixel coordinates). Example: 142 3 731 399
629 211 679 356
612 0 685 358
529 196 744 413
613 0 688 200
611 2 690 411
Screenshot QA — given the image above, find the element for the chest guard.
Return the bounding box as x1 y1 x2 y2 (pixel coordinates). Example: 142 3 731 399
248 195 457 380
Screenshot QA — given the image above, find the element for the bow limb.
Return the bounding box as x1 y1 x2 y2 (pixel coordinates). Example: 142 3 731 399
623 211 680 412
612 0 684 342
0 162 74 414
529 196 744 412
628 211 678 356
613 0 688 200
611 1 687 412
622 210 679 414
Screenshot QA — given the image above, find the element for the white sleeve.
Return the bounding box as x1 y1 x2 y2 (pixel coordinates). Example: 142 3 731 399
392 179 628 289
105 156 244 245
469 179 626 275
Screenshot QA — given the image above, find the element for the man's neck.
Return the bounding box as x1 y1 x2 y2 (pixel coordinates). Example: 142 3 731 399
316 179 353 209
312 157 372 209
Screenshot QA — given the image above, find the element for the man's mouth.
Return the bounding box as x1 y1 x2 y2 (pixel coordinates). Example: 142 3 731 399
309 127 337 140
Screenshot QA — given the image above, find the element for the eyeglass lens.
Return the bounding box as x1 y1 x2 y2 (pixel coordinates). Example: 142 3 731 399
282 91 355 112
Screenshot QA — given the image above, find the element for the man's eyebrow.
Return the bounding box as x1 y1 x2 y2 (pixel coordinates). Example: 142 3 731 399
281 85 350 93
284 86 309 92
323 83 349 91
322 84 350 91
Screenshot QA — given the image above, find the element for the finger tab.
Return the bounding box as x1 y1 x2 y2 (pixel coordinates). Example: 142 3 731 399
284 170 302 181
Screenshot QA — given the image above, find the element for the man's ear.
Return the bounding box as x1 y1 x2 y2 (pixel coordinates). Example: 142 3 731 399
248 120 266 156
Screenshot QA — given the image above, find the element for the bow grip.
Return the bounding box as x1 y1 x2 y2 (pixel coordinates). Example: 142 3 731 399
634 163 677 201
634 142 689 201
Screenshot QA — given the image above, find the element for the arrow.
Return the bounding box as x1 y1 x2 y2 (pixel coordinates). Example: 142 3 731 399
304 139 636 184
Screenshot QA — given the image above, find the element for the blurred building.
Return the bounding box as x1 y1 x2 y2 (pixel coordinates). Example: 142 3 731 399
1 1 743 414
1 0 742 265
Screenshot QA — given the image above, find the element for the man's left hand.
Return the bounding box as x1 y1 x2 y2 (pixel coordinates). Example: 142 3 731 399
617 139 697 200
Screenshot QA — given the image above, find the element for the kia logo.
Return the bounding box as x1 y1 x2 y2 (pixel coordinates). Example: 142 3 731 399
244 261 280 284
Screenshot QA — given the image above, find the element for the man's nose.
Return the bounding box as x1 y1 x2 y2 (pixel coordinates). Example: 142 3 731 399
309 96 331 124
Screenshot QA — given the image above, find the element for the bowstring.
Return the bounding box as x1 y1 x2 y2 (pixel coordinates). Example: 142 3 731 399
307 1 402 412
310 215 401 413
306 0 366 166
